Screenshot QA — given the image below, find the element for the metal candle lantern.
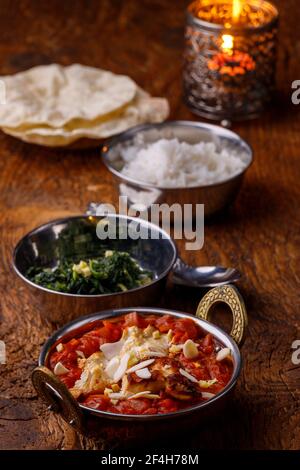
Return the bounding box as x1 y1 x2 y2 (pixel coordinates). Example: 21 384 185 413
183 0 279 121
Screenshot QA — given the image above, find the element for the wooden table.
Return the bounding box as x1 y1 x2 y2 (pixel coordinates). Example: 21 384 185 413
1 0 299 450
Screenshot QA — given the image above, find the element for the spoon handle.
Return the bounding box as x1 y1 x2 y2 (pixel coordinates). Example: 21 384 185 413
172 257 241 288
172 257 197 287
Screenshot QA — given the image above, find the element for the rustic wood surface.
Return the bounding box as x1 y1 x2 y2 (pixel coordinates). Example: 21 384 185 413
0 0 300 450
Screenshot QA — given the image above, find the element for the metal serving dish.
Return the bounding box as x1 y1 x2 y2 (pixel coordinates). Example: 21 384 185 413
32 284 247 435
102 121 253 217
13 214 176 324
13 212 241 325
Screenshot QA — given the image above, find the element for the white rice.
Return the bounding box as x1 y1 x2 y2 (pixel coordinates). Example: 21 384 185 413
118 137 250 188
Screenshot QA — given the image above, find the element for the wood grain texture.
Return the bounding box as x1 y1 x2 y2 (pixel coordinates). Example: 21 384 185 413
0 0 300 450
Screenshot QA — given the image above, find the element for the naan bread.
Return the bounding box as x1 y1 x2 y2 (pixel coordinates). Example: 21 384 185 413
0 64 137 128
3 88 169 146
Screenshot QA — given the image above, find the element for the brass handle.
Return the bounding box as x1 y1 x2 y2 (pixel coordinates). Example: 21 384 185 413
196 284 248 345
32 366 84 432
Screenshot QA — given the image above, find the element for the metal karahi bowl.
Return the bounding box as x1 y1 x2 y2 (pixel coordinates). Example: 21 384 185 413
13 214 177 324
101 121 253 217
32 284 247 438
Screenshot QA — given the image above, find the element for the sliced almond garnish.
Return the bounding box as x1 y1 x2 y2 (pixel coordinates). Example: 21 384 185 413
56 343 64 352
216 347 231 362
201 392 216 399
53 361 70 375
126 358 155 374
167 329 173 343
135 367 151 379
105 356 120 379
183 339 199 359
76 350 85 358
179 368 198 383
113 352 130 382
109 392 127 400
146 351 166 357
100 339 124 360
127 391 153 399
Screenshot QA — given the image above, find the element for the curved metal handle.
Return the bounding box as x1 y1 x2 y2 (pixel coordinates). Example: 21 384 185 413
172 257 241 288
196 285 248 345
32 366 84 432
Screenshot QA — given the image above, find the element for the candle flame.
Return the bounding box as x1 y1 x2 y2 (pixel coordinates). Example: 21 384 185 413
221 34 234 54
232 0 242 22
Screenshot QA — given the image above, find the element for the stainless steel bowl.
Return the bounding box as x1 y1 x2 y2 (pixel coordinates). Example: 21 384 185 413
32 284 247 435
13 214 177 324
13 211 242 324
102 121 253 217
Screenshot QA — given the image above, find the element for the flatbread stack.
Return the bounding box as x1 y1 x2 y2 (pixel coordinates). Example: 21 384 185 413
0 64 169 147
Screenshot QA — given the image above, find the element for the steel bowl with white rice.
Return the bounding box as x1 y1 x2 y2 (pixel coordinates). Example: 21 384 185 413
101 121 253 217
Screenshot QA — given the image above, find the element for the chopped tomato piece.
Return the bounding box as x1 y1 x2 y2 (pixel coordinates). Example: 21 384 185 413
179 354 211 381
102 321 122 342
110 398 150 414
173 318 200 341
155 315 174 333
60 367 82 388
143 315 159 326
49 348 78 370
143 407 158 415
157 398 179 413
124 312 146 328
200 334 214 354
77 335 101 357
206 359 232 387
82 394 110 411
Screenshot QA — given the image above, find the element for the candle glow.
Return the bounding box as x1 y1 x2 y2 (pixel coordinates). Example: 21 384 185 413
184 0 279 119
221 1 243 54
221 34 234 54
213 1 256 75
232 0 242 22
